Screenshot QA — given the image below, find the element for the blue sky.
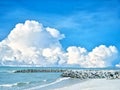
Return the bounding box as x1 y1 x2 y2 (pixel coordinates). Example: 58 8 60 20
0 0 120 51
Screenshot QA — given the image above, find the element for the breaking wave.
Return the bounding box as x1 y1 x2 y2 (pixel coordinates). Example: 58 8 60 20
0 82 31 87
26 77 70 90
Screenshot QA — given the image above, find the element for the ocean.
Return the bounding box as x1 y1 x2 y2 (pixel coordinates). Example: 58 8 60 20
0 66 119 90
0 66 81 90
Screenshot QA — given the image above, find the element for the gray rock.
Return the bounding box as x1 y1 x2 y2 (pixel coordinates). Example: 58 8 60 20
61 70 120 79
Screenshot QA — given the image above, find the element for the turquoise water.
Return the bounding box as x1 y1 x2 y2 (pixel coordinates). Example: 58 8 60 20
0 66 65 90
0 66 119 90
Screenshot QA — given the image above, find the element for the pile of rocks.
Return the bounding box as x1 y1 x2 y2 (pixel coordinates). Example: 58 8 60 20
61 70 120 79
14 69 66 73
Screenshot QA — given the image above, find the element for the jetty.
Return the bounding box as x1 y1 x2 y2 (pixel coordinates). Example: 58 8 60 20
14 69 66 73
14 68 120 79
61 70 120 79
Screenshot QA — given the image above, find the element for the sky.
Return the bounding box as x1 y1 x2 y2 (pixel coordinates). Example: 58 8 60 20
0 0 120 67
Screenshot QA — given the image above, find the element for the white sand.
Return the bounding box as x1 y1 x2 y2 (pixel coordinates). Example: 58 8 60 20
54 79 120 90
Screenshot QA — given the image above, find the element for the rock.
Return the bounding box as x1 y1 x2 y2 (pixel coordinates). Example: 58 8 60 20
61 70 120 79
14 69 66 73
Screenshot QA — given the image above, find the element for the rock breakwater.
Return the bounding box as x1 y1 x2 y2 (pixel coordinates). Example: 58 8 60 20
61 70 120 79
14 69 66 73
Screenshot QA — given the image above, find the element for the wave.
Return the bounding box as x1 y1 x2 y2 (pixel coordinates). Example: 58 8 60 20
6 70 17 73
43 79 47 82
16 82 31 87
0 70 16 73
25 77 70 90
0 84 16 87
0 82 31 87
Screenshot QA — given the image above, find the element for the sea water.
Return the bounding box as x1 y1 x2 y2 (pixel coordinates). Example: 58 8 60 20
0 66 78 90
0 66 119 90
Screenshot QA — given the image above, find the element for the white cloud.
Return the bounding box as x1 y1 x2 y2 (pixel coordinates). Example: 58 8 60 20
0 20 119 67
66 46 87 65
66 45 118 68
87 45 118 67
116 63 120 68
0 20 64 66
46 27 65 39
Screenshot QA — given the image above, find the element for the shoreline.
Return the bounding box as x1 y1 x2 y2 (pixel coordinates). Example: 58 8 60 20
26 78 85 90
49 78 86 90
54 79 120 90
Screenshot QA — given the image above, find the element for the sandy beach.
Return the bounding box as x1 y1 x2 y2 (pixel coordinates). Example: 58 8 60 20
54 79 120 90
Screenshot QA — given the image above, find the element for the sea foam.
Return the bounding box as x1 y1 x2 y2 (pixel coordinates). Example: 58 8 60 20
0 82 30 88
25 77 70 90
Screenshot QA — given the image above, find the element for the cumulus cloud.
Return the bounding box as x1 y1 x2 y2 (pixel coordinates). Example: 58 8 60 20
66 45 118 67
0 20 65 66
0 20 119 67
